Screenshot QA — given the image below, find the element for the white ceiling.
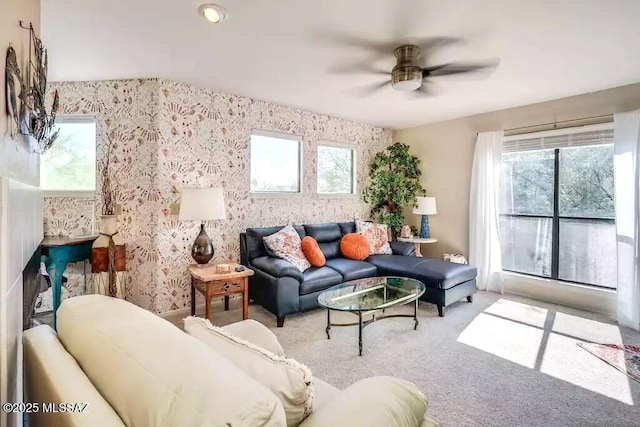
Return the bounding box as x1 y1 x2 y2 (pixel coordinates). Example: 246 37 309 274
42 0 640 129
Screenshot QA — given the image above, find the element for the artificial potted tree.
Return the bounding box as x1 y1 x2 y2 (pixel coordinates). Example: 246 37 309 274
363 142 425 239
92 138 126 298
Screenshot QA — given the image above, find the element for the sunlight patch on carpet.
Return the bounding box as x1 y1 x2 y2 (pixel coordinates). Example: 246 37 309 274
458 298 634 405
540 334 633 405
457 312 544 368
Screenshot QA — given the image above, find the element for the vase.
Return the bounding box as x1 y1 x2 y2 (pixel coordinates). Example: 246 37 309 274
92 215 126 298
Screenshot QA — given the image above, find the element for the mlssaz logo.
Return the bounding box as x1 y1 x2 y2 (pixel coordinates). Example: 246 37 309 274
43 403 89 413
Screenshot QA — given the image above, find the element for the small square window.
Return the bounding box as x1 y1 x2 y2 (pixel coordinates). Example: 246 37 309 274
40 117 97 193
317 143 355 194
250 131 302 194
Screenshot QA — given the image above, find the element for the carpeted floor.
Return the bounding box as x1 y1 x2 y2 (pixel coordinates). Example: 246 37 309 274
176 291 640 427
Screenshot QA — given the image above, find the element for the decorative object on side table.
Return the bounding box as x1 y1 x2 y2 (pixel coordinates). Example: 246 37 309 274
92 137 126 298
400 224 412 238
4 22 59 152
179 187 227 266
413 196 437 238
363 142 425 239
397 236 438 257
189 261 254 321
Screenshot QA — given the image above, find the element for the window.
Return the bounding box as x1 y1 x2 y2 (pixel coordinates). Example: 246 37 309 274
40 117 97 193
499 125 616 288
317 143 355 194
250 131 302 193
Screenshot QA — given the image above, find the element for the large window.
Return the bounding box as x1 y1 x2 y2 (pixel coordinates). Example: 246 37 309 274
499 126 616 288
40 117 97 193
317 143 355 194
250 131 302 193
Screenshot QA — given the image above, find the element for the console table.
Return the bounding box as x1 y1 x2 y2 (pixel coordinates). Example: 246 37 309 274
397 236 438 257
41 235 98 329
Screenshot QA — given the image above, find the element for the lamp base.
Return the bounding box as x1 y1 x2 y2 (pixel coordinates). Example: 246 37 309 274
192 223 214 265
419 215 431 239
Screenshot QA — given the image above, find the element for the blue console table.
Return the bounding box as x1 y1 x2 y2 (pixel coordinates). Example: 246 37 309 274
41 235 98 329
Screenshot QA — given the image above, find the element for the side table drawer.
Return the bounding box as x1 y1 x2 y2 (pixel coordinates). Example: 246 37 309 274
193 277 246 296
215 278 245 294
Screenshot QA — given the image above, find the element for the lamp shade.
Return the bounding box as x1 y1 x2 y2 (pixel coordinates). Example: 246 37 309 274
413 197 437 215
178 188 226 221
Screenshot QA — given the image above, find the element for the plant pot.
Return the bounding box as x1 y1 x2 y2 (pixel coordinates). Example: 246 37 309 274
91 215 126 298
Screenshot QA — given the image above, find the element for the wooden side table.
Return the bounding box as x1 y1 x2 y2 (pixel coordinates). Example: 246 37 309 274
188 261 254 321
397 236 438 257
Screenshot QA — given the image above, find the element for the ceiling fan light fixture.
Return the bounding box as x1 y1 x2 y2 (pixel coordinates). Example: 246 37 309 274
391 66 423 91
392 79 422 92
198 4 228 24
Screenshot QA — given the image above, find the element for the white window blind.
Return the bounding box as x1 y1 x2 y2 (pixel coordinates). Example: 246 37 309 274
502 123 614 153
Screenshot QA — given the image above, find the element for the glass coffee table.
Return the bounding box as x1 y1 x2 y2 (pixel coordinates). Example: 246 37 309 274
318 276 426 356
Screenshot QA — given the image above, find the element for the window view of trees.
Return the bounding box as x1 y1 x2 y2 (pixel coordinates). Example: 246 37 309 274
317 145 354 194
41 119 96 191
499 144 616 288
250 133 301 193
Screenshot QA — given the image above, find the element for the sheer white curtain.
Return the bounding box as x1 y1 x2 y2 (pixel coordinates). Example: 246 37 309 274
469 131 504 293
613 110 640 331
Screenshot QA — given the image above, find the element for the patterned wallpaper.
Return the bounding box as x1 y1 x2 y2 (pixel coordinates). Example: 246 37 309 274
45 78 392 314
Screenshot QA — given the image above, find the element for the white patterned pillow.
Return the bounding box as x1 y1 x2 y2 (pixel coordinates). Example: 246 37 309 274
184 317 314 427
263 225 311 272
444 253 468 264
356 220 393 255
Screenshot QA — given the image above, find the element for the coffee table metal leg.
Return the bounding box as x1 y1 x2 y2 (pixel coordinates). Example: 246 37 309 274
358 312 363 356
326 309 331 339
414 297 419 330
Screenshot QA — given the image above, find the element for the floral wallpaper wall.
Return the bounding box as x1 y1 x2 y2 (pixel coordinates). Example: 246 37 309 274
44 78 392 314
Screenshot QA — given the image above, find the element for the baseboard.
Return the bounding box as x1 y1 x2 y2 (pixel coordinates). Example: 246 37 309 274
503 272 617 318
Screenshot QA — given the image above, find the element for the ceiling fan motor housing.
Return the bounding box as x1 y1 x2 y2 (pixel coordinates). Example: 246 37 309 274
392 45 423 91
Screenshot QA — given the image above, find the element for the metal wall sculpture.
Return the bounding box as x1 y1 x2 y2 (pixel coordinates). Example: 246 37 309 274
4 21 59 153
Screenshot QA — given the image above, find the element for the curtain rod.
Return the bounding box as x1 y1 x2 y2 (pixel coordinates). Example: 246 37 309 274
502 114 613 137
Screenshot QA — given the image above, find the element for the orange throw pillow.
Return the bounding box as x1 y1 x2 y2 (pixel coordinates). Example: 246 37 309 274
340 233 370 261
301 236 326 267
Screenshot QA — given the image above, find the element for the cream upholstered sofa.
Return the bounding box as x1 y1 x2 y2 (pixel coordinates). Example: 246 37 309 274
23 295 438 427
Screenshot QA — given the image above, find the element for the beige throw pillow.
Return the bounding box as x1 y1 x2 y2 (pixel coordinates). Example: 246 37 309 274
263 225 311 272
184 316 313 427
299 376 427 427
223 319 285 357
356 220 393 255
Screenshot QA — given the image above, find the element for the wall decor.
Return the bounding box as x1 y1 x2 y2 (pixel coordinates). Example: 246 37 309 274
5 46 22 138
4 21 60 153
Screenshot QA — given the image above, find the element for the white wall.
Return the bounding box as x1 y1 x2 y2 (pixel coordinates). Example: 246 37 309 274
0 2 42 426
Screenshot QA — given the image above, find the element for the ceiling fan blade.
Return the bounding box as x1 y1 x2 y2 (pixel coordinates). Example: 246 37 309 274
408 36 465 53
347 80 390 97
316 34 395 55
425 60 499 78
328 61 390 76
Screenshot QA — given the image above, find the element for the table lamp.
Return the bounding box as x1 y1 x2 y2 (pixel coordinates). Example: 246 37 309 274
413 197 437 239
179 187 226 266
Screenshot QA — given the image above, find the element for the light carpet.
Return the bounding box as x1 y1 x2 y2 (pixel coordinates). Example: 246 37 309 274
177 291 640 427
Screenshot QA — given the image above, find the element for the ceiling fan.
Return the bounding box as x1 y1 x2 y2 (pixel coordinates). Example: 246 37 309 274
328 36 499 97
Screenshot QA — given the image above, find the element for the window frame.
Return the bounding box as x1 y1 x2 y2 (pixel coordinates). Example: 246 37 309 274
40 115 98 198
499 144 616 290
316 141 357 197
249 129 304 197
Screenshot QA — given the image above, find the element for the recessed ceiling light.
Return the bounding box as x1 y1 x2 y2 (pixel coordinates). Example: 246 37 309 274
198 4 228 24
